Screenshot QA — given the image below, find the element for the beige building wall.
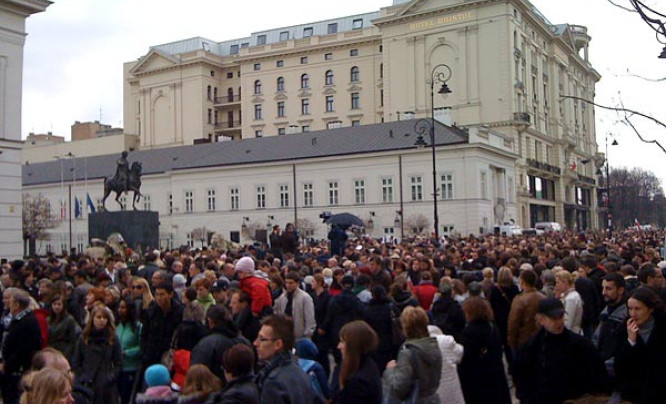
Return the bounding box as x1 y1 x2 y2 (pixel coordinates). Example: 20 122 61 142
22 134 140 164
123 0 600 231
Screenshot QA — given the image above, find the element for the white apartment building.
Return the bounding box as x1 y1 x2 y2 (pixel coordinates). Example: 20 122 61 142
122 0 602 231
22 120 517 252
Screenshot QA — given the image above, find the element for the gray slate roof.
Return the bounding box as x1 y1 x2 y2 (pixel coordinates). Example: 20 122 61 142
22 119 468 187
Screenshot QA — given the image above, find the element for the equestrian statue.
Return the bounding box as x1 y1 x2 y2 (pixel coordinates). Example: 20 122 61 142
102 151 143 210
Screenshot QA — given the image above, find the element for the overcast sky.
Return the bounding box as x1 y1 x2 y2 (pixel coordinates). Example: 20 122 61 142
21 0 666 183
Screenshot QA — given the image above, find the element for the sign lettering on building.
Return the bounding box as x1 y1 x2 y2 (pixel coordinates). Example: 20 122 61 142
408 11 475 31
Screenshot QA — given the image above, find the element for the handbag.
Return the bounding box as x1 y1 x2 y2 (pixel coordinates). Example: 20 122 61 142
382 344 420 404
161 332 179 372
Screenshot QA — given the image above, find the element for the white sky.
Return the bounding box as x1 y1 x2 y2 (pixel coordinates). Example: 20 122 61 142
22 0 666 183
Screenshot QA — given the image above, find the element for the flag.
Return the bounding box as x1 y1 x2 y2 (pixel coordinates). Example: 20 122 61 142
635 218 641 228
75 197 81 219
87 193 96 214
570 161 577 171
60 200 66 220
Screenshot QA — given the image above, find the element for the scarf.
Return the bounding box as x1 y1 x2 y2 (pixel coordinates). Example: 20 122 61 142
254 351 294 390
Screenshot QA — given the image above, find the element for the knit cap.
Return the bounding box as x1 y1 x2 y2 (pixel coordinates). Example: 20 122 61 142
144 364 170 387
235 256 255 273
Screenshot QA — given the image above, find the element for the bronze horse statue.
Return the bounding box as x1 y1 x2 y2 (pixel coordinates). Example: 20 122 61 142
102 161 143 210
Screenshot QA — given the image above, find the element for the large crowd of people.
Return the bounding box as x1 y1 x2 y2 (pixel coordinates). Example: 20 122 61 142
2 225 666 404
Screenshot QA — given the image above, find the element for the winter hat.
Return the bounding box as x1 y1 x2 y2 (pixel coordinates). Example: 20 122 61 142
295 338 319 360
235 257 255 274
144 364 171 387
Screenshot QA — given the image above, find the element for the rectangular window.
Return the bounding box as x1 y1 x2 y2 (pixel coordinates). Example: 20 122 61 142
207 189 216 211
230 45 239 55
253 63 261 71
301 98 310 115
327 23 338 34
351 92 360 109
254 104 262 120
301 56 308 64
410 176 423 201
279 185 290 208
354 180 365 204
207 109 212 124
303 183 314 207
255 130 263 138
241 43 249 48
278 128 286 136
350 49 359 57
226 72 233 79
230 187 240 210
256 186 266 209
279 31 289 41
325 53 333 60
302 125 310 132
303 27 313 37
142 194 151 211
382 178 394 203
328 181 339 205
351 120 360 127
441 173 454 200
277 101 285 117
184 191 193 213
352 18 363 30
326 96 334 112
257 35 267 45
276 60 284 67
168 193 173 215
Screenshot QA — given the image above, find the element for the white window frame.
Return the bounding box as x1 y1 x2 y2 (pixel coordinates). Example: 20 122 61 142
279 185 290 208
142 194 151 211
256 185 266 209
230 187 240 211
410 176 423 201
440 173 454 200
382 177 394 203
354 179 365 204
184 191 193 213
303 183 314 207
207 188 216 211
328 181 339 206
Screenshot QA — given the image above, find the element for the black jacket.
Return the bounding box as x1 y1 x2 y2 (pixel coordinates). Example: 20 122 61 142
206 374 260 404
141 299 184 366
332 356 382 404
71 329 123 404
255 351 314 404
191 327 250 382
592 299 628 363
233 306 260 343
615 312 666 403
2 310 42 375
363 297 397 370
174 320 209 351
390 290 419 314
431 296 466 343
513 328 610 404
320 289 365 347
575 277 601 329
458 320 511 404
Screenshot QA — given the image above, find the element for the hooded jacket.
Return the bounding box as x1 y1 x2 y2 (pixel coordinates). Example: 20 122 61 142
384 337 442 404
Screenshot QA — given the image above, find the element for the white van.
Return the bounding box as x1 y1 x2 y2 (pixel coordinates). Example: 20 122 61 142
493 224 524 236
535 222 562 235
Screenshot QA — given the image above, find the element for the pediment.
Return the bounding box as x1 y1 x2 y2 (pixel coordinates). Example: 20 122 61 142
322 87 337 95
252 95 265 103
273 93 288 101
130 49 180 75
347 84 363 92
395 0 465 17
299 89 312 98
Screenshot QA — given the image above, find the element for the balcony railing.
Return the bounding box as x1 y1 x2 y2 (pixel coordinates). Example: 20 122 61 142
526 158 561 175
514 112 531 124
577 174 596 186
214 95 241 104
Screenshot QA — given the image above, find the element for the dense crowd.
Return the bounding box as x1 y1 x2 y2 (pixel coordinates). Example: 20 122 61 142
2 225 666 404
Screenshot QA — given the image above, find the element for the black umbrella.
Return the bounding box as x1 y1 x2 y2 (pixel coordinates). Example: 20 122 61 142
325 212 365 229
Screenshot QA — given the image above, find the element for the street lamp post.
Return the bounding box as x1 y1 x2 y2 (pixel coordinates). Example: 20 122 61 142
413 64 452 241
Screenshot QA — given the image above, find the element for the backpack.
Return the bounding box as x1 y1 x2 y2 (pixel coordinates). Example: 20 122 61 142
298 358 324 398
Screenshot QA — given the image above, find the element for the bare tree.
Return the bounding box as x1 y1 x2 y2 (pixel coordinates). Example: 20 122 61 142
190 227 208 248
22 193 60 257
296 218 315 237
405 214 431 236
609 167 666 227
244 221 265 241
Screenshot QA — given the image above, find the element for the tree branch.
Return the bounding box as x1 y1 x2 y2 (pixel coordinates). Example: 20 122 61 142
559 95 666 132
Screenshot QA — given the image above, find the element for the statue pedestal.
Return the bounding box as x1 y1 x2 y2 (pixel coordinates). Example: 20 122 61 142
89 211 159 251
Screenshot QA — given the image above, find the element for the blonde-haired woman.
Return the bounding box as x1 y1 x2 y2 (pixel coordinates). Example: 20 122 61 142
384 306 442 404
20 367 74 404
554 270 583 334
131 277 154 311
72 306 122 404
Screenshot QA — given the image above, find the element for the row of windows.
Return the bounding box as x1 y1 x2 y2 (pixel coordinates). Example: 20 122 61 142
253 93 361 120
254 67 361 95
254 19 364 46
254 50 362 72
165 175 457 214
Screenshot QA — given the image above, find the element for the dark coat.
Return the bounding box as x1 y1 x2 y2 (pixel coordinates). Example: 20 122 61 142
141 299 184 366
592 299 628 363
489 284 520 356
280 231 299 255
363 297 397 370
320 289 365 347
234 305 261 343
513 328 610 404
615 312 666 403
390 290 419 314
48 313 79 360
575 277 601 330
458 320 511 404
2 310 42 375
71 330 123 404
328 227 347 257
174 320 209 351
332 356 382 404
255 352 314 404
190 328 250 382
269 232 283 259
206 374 260 404
431 296 466 343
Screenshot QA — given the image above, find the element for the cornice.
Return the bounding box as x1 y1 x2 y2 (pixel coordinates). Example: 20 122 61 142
372 0 494 27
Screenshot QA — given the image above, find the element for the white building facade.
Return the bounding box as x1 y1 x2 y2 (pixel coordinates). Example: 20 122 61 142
22 121 517 253
0 0 50 260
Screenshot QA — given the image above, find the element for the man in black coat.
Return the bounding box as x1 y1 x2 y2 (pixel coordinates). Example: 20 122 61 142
141 283 183 367
513 298 610 404
592 273 628 378
1 291 42 404
269 225 283 261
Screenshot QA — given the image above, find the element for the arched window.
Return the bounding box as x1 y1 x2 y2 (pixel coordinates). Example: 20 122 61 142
227 88 234 101
277 77 285 92
325 70 334 85
254 80 262 95
301 74 310 89
207 85 212 100
350 66 360 82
